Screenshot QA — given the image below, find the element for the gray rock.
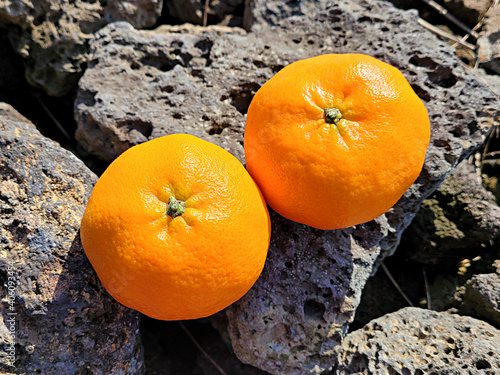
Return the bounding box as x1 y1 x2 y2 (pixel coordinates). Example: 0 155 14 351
0 0 162 96
460 271 500 328
334 307 500 374
0 103 144 374
399 160 500 264
226 216 385 374
75 22 251 162
242 0 331 30
73 1 499 373
68 22 229 161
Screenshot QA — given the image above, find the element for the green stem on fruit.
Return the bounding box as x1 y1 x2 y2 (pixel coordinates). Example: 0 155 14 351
324 108 342 125
166 197 186 218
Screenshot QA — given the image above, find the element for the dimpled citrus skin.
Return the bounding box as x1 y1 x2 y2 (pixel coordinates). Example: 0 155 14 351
80 134 271 320
244 53 431 230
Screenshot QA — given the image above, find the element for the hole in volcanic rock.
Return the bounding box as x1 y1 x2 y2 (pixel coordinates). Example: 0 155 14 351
303 299 326 320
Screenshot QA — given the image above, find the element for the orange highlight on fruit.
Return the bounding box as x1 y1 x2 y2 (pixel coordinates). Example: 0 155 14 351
244 53 430 230
80 134 271 320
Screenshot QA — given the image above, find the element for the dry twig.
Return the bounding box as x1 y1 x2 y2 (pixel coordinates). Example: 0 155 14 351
203 0 210 26
178 322 229 375
381 262 415 307
418 18 476 50
420 0 479 38
422 267 431 309
481 126 500 166
36 95 71 141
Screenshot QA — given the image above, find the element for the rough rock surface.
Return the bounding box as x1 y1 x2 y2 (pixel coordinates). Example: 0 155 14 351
73 1 499 374
334 307 500 374
0 0 162 96
460 271 500 328
75 22 251 162
0 103 144 374
399 160 500 264
242 0 331 30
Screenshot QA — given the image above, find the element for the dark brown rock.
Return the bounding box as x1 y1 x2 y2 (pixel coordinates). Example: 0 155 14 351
0 103 144 374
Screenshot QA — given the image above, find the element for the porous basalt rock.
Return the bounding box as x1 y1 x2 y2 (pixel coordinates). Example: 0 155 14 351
460 271 500 328
75 22 251 162
242 0 331 30
0 103 144 374
0 0 162 96
334 307 500 374
73 1 499 373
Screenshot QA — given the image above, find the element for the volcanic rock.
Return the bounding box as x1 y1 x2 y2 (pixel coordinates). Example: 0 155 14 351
73 0 499 373
460 271 500 328
334 307 500 374
0 103 144 374
0 0 162 96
